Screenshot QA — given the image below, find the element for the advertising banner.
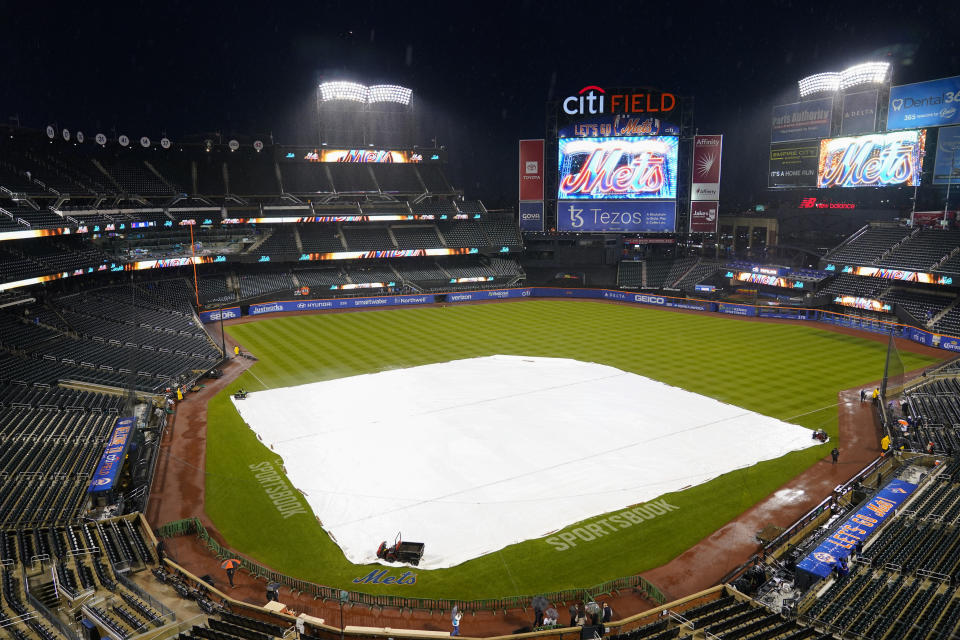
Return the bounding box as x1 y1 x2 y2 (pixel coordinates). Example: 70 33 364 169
249 294 435 315
717 303 757 317
771 97 834 143
518 201 544 232
198 307 241 323
840 90 879 136
797 479 917 579
817 130 926 188
557 86 679 126
285 148 424 163
446 288 532 303
690 201 719 233
768 142 819 188
519 139 545 201
558 115 679 138
558 136 678 200
691 135 723 201
88 417 134 493
933 125 960 185
556 200 676 233
887 75 960 130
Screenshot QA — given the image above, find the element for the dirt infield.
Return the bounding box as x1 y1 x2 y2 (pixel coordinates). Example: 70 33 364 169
145 298 950 635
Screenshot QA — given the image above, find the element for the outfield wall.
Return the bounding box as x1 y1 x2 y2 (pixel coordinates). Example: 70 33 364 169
202 288 960 353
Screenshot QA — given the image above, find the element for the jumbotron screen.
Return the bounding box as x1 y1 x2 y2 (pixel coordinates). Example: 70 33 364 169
558 136 678 200
817 130 926 188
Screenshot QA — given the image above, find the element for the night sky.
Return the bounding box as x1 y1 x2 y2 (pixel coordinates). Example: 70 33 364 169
3 1 959 208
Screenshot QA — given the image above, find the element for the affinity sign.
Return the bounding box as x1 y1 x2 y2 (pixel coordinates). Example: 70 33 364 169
557 200 676 233
817 130 926 188
558 136 678 200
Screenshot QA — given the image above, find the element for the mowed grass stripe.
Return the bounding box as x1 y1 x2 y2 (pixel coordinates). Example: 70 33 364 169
204 300 939 598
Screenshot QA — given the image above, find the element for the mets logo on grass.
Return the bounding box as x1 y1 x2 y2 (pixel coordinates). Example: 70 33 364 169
352 569 416 585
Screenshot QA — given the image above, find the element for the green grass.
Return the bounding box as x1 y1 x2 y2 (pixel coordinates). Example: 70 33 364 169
203 300 938 598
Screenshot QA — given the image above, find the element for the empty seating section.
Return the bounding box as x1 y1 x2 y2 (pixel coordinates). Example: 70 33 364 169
820 274 884 298
904 378 960 453
391 225 440 248
101 158 174 196
937 251 960 275
417 166 453 193
487 258 523 277
936 307 960 338
826 226 912 265
411 200 458 216
675 260 717 290
618 261 643 288
198 275 236 305
250 227 296 256
438 221 486 247
341 226 393 251
877 230 960 271
327 164 376 192
349 265 397 285
237 272 295 300
643 261 671 288
456 201 486 216
298 226 345 252
395 261 449 282
294 268 349 289
373 164 423 193
225 156 279 194
280 163 332 193
481 218 522 246
880 289 952 323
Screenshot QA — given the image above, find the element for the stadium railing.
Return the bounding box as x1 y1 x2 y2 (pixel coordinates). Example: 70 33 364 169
154 518 666 614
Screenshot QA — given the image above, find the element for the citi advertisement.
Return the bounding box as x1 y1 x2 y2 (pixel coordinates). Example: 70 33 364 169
887 75 960 130
771 97 834 143
840 90 879 136
558 136 678 200
518 139 545 201
768 142 819 188
691 135 722 201
689 201 719 234
933 126 960 185
556 200 676 233
817 130 926 189
518 201 544 232
560 86 678 119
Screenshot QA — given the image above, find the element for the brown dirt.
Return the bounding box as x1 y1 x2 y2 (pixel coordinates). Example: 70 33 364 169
145 297 950 635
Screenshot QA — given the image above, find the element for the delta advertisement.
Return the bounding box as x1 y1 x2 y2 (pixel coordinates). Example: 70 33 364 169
840 90 879 136
768 142 819 188
691 135 722 201
519 139 545 201
558 136 678 200
771 97 834 143
690 201 719 234
518 201 544 232
887 75 960 130
797 479 917 579
556 200 676 233
817 130 926 189
933 125 960 185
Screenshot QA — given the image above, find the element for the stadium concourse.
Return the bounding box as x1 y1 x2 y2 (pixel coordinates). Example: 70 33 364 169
144 301 947 636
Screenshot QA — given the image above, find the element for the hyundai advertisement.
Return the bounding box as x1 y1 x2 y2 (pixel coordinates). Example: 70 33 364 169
817 130 926 189
557 136 678 200
887 75 960 130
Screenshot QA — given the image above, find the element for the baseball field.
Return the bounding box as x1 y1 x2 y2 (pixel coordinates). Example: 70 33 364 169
202 299 937 598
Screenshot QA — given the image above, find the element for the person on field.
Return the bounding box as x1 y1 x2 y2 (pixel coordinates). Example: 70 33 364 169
234 345 240 357
451 611 462 636
831 447 840 464
602 603 613 623
569 604 577 627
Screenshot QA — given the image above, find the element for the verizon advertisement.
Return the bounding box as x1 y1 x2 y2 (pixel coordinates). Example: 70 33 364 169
691 135 722 201
690 201 719 233
519 139 545 201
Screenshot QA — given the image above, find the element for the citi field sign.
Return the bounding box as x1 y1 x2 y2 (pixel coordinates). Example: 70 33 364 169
562 86 677 116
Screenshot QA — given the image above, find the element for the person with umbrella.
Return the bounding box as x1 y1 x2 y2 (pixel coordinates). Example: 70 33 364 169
221 558 241 588
532 596 548 628
451 606 462 636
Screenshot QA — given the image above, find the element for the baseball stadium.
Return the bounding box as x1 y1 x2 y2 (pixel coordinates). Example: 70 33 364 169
3 18 960 640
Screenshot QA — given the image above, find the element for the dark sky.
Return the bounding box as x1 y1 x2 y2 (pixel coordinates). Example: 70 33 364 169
3 1 959 207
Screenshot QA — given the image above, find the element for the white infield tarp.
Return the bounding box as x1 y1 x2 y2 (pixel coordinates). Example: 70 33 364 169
232 355 815 569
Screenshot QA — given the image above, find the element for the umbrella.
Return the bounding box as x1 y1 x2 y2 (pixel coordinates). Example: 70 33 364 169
450 605 459 622
531 596 548 611
584 602 601 616
220 558 241 570
545 608 559 621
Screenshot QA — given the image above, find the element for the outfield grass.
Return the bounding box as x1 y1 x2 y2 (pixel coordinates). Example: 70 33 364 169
203 300 938 598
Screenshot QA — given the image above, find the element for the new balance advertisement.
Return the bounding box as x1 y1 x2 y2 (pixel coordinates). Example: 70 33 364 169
556 200 676 233
518 201 544 232
557 136 678 200
817 130 926 189
768 142 819 188
691 135 722 201
689 201 719 233
887 75 960 130
933 125 960 185
771 97 834 143
519 139 545 201
840 90 879 136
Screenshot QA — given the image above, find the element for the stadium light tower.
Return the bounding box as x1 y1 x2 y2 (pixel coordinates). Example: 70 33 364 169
316 80 415 147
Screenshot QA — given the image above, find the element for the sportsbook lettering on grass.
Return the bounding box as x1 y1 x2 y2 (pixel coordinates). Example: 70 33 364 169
546 499 679 551
249 461 308 519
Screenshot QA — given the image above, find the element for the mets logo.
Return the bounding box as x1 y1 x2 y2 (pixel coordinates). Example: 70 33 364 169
814 552 835 563
93 478 111 486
